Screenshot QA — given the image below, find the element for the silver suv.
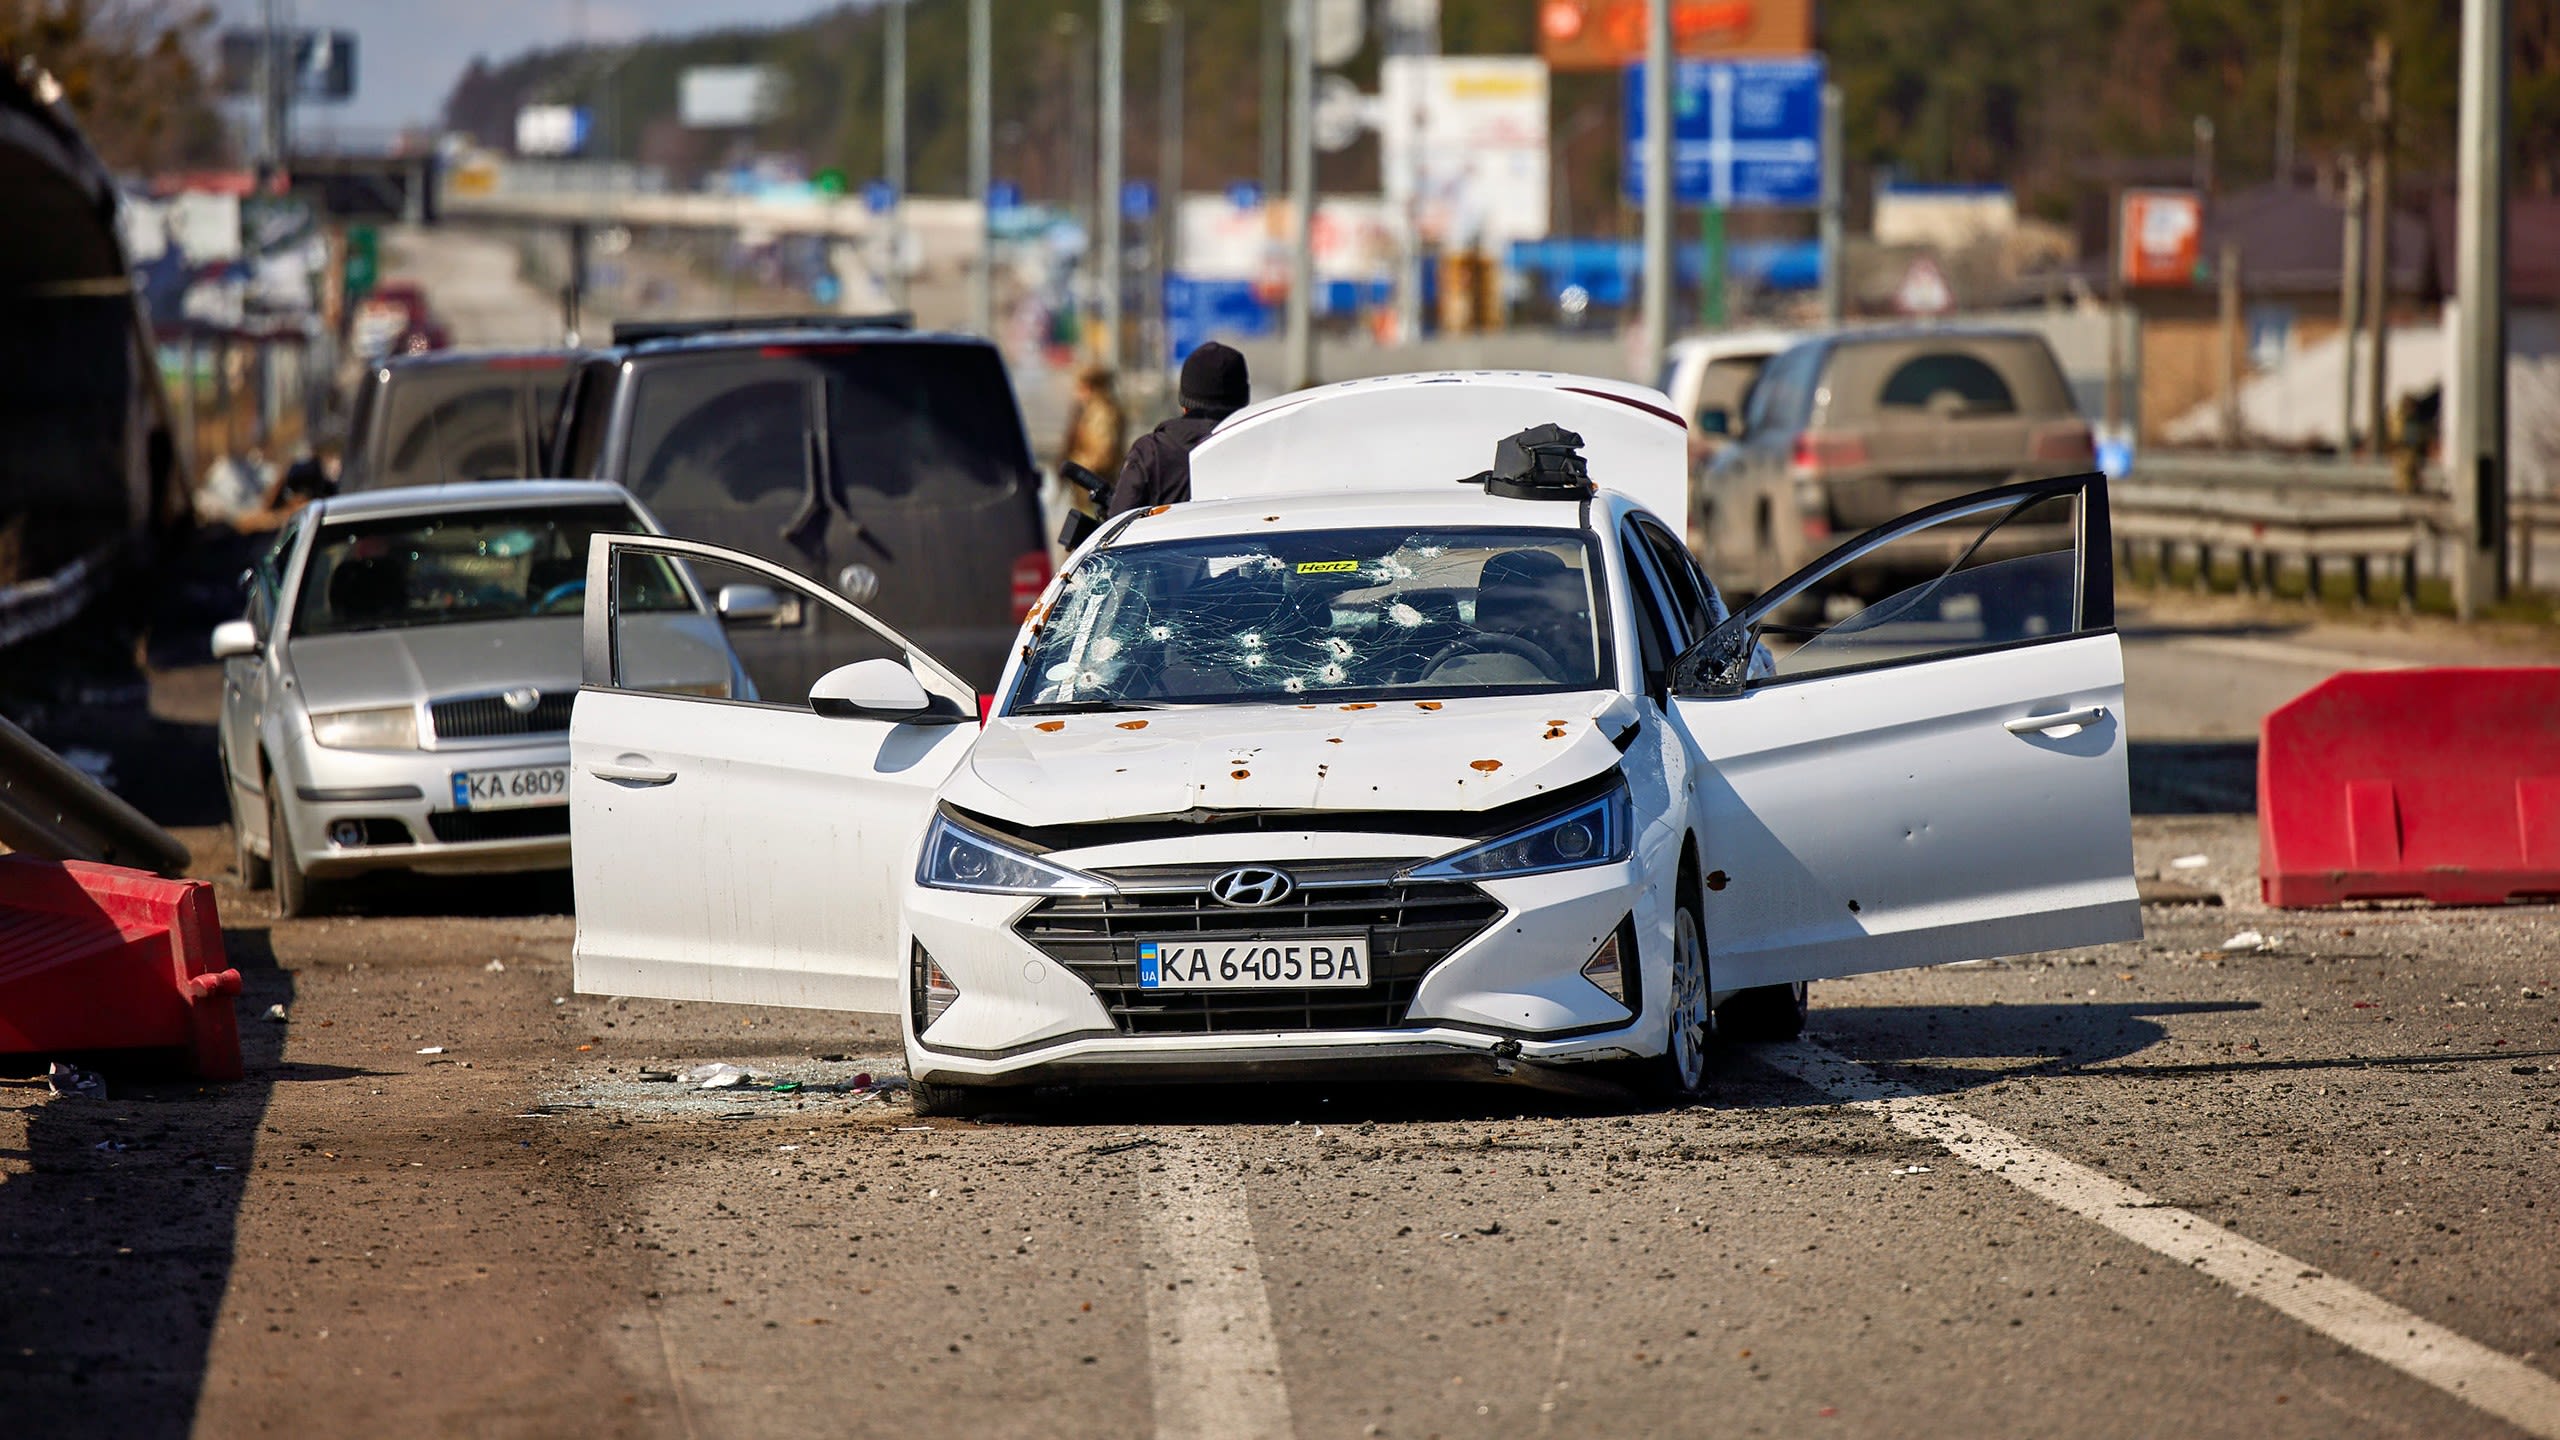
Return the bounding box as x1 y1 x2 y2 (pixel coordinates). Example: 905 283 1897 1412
1696 329 2093 601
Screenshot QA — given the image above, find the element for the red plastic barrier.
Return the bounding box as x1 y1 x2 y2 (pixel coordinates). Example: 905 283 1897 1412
2260 667 2560 908
0 855 242 1079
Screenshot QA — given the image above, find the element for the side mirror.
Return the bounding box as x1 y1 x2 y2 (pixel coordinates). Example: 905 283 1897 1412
1058 509 1100 550
1696 408 1731 437
808 658 931 720
211 619 260 660
715 583 782 626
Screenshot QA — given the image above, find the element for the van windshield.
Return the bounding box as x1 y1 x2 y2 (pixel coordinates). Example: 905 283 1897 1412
1012 527 1610 712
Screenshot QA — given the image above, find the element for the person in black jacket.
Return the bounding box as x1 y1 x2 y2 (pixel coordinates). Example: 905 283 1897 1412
1106 340 1250 516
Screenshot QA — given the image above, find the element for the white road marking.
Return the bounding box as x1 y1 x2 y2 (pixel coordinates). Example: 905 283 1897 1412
1138 1133 1296 1440
2155 634 2422 673
1764 1042 2560 1440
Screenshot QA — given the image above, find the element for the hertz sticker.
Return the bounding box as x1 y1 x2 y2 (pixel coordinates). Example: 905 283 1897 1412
1296 560 1359 574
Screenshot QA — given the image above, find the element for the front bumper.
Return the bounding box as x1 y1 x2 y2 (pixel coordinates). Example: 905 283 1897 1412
902 832 1668 1085
279 734 572 879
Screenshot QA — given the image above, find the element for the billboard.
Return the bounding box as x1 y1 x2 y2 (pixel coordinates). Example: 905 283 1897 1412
514 106 591 158
1538 0 1813 71
1379 56 1550 251
216 29 357 101
680 65 784 129
2119 189 2204 288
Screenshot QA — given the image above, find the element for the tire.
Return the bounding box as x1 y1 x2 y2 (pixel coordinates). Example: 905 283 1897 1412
1623 898 1713 1100
1716 981 1809 1044
908 1080 988 1119
232 776 272 892
269 785 318 919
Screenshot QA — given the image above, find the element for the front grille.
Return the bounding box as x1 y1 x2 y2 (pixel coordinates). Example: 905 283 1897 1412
429 691 575 740
1016 869 1503 1035
427 807 570 843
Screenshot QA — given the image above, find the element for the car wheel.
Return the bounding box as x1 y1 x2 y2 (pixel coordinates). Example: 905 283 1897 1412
1626 899 1712 1100
908 1080 988 1119
232 777 272 892
1716 981 1809 1044
270 785 318 919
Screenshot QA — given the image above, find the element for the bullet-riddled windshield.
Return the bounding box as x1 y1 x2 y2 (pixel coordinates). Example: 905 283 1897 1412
1012 527 1610 712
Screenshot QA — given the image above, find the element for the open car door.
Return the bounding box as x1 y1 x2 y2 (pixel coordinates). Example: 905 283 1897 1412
570 534 981 1013
1670 473 2139 991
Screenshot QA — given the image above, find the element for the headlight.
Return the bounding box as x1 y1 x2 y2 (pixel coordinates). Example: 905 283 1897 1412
916 813 1115 896
309 705 419 750
1405 782 1632 880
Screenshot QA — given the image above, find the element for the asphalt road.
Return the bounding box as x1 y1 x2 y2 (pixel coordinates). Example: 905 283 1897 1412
2 596 2556 1440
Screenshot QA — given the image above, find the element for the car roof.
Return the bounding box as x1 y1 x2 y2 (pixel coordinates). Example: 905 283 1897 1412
1799 324 2049 351
371 347 581 374
309 479 638 524
1105 485 1605 548
1667 329 1803 362
604 326 995 360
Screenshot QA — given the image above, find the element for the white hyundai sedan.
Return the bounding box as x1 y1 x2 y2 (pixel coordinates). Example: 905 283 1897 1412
568 373 2138 1113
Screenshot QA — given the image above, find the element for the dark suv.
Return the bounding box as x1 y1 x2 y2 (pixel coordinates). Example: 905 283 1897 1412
547 321 1048 694
340 349 578 492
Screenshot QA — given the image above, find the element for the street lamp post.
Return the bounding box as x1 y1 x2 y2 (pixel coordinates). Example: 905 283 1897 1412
970 0 993 338
1099 0 1126 369
884 0 908 307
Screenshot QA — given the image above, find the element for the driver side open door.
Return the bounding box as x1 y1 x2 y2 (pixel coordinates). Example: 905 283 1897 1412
570 535 981 1013
1669 474 2140 990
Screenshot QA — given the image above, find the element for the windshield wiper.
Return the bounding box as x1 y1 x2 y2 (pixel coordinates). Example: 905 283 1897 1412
1011 699 1161 715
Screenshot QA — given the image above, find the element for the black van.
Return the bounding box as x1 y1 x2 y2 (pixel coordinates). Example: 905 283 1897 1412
548 321 1048 695
340 349 578 492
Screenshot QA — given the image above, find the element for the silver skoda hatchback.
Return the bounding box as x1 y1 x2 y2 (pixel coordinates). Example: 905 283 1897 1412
214 480 759 915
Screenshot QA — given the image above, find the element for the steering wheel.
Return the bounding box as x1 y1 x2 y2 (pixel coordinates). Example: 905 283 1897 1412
1423 632 1561 680
533 579 588 615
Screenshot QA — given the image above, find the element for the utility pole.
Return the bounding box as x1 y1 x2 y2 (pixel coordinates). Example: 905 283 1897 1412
2339 158 2365 450
1099 0 1125 369
1819 83 1844 326
1638 0 1673 370
2218 241 2244 447
2451 0 2510 615
1261 0 1285 203
2274 0 2301 185
2364 35 2395 463
970 0 993 338
1284 0 1315 391
1153 4 1185 398
884 0 908 306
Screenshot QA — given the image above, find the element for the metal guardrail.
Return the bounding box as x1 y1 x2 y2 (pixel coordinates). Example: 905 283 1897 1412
2113 453 2556 604
0 710 191 877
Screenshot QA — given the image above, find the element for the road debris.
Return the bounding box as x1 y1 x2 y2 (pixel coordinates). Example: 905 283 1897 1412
417 1046 447 1055
46 1062 104 1099
483 959 505 973
264 1003 289 1022
682 1062 770 1090
1087 1137 1160 1157
2221 931 2283 953
2169 854 2210 870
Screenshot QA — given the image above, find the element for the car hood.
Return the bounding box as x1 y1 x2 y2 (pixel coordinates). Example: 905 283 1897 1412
948 690 1639 829
286 617 583 711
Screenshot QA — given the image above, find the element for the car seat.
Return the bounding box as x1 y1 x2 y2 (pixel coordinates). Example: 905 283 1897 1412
1472 550 1593 679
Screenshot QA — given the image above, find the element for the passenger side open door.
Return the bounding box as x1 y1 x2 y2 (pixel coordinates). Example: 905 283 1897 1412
1668 474 2139 990
570 535 981 1013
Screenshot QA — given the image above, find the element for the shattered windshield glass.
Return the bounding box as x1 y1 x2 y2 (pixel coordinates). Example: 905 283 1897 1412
1013 527 1611 711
